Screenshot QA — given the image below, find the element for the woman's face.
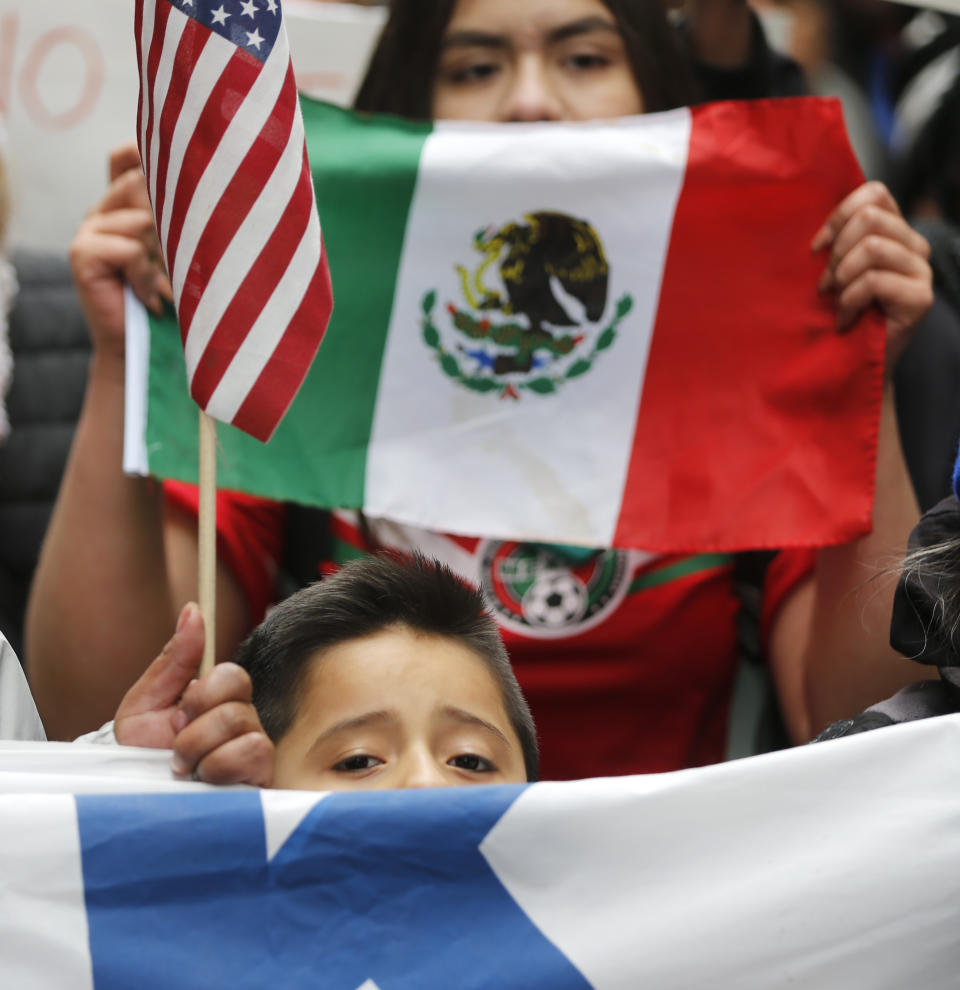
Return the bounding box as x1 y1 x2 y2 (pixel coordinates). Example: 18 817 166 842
432 0 645 122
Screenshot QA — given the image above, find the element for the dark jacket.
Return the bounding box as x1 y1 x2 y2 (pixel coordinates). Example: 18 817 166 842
816 496 960 742
0 252 90 657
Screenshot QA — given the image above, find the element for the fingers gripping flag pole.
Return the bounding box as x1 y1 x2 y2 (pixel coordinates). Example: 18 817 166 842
134 0 334 670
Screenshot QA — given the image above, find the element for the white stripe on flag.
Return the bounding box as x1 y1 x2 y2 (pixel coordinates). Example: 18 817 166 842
122 288 150 477
169 36 290 305
137 0 156 158
158 33 235 247
0 795 93 989
356 514 481 583
146 5 189 211
205 209 323 422
364 111 692 547
183 114 308 377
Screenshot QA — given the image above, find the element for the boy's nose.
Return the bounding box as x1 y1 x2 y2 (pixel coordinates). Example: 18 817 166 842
397 749 450 790
501 56 563 122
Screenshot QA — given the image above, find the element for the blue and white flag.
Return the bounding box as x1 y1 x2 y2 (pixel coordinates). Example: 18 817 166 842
2 717 960 989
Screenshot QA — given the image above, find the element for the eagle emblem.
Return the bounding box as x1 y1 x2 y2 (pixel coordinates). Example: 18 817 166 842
422 211 633 398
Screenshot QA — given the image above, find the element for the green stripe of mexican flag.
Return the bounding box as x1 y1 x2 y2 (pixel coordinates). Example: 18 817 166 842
126 97 884 552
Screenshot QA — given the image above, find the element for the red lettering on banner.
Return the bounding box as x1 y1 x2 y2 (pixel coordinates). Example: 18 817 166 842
0 12 18 117
19 25 105 131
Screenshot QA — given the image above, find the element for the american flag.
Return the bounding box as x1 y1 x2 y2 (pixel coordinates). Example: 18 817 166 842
134 0 333 442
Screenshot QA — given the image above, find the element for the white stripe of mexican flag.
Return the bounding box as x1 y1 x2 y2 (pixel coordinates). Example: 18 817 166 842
126 98 882 553
363 112 691 547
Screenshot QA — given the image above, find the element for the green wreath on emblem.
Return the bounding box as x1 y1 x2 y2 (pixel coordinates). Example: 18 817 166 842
420 291 634 398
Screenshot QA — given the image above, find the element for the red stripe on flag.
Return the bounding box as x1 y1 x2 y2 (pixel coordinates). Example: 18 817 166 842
139 0 173 192
231 253 333 442
177 61 299 340
152 19 210 237
189 149 317 406
611 99 885 552
134 2 144 146
163 50 261 283
439 532 482 554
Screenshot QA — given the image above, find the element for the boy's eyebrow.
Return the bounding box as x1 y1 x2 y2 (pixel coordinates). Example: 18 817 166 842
440 17 619 52
440 706 511 747
307 710 394 751
305 707 512 750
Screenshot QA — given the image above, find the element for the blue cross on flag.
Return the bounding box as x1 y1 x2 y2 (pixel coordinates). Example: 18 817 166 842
78 786 590 989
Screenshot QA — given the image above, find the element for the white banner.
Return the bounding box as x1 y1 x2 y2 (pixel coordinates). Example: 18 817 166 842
892 0 960 12
0 0 383 253
2 715 960 987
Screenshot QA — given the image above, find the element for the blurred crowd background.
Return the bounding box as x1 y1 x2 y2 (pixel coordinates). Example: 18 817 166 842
0 0 958 766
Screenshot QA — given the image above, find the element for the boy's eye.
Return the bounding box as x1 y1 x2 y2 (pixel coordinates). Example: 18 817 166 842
333 754 383 773
449 753 495 773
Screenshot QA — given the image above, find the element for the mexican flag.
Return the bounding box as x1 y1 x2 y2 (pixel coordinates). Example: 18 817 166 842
125 97 884 552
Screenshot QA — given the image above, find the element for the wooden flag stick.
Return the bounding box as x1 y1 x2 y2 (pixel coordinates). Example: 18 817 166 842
198 409 218 675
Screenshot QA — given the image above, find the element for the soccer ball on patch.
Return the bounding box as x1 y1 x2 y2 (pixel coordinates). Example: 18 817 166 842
521 571 588 628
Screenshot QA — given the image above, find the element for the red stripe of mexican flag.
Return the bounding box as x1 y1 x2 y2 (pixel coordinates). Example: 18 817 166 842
612 99 883 550
127 97 884 553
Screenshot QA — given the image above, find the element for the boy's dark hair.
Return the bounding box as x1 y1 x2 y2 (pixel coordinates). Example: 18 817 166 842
233 553 539 780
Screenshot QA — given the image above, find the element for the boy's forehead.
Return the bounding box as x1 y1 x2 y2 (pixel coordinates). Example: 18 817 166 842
301 625 509 716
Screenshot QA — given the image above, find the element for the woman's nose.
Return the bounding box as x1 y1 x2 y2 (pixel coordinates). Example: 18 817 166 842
501 55 563 122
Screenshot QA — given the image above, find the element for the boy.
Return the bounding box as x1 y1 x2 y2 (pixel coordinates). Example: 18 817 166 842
111 554 537 788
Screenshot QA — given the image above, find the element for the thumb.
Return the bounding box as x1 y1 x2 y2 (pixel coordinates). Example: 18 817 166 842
109 141 142 183
115 603 206 720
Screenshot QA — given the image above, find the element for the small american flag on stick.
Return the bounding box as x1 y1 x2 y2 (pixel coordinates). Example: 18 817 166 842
135 0 333 442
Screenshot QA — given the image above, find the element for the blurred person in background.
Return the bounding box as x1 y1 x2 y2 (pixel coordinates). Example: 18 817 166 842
750 0 886 177
885 18 960 512
672 0 807 99
0 136 44 741
28 0 932 780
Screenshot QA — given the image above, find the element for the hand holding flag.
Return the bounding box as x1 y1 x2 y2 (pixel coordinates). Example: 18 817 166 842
810 179 933 370
114 601 274 786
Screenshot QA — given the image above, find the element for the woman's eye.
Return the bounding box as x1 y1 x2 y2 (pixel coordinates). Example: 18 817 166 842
449 753 495 773
445 61 501 85
333 754 383 773
565 52 610 71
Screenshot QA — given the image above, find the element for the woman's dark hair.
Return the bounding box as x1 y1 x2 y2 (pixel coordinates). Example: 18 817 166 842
354 0 698 119
233 553 539 781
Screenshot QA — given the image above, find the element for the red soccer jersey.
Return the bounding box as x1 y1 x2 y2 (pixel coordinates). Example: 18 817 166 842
165 483 814 778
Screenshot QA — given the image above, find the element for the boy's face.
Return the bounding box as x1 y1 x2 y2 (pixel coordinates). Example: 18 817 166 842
272 626 528 790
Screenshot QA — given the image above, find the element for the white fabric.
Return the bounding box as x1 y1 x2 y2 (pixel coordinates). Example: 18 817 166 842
122 288 150 475
72 721 116 746
0 717 958 987
0 740 223 793
483 717 960 988
0 632 44 741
